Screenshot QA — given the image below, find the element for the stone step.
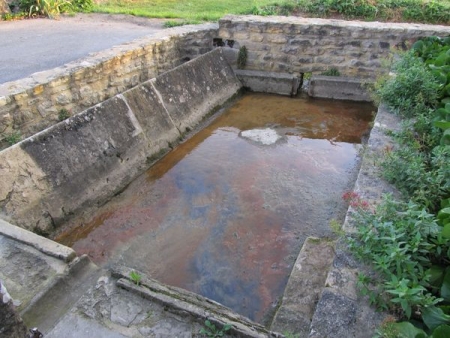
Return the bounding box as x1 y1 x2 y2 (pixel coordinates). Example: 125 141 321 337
308 240 387 338
270 237 336 337
112 266 283 338
21 254 101 333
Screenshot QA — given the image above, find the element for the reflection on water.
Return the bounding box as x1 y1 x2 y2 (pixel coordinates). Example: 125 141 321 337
56 93 375 323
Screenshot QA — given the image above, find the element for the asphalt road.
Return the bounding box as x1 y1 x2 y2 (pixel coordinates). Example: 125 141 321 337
0 14 167 84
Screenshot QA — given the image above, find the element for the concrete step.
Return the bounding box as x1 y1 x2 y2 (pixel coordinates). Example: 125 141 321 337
21 255 101 333
270 237 335 337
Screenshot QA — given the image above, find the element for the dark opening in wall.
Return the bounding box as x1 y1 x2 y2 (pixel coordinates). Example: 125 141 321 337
213 38 235 48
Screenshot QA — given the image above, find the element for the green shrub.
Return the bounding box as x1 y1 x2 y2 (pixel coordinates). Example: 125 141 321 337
346 194 447 318
295 0 450 24
28 0 72 18
381 144 449 211
350 35 450 333
375 52 441 118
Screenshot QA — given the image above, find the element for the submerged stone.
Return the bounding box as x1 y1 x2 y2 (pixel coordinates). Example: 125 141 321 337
240 128 284 145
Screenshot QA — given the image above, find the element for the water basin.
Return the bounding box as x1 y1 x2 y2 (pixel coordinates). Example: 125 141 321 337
56 92 375 323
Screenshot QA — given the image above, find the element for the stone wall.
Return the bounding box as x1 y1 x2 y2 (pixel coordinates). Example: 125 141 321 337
0 49 242 234
0 24 218 148
0 0 10 14
218 15 450 77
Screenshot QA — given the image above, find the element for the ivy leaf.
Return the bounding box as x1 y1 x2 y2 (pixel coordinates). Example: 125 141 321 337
422 306 450 331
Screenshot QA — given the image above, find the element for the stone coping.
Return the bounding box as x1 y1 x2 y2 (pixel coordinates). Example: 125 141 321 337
0 218 76 263
220 14 450 31
112 266 282 338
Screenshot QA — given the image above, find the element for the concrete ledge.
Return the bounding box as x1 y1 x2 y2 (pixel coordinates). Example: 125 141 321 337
0 219 76 263
308 76 372 102
112 266 282 338
234 70 300 96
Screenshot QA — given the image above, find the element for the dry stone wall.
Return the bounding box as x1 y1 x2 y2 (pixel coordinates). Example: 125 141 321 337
0 24 218 148
218 15 450 77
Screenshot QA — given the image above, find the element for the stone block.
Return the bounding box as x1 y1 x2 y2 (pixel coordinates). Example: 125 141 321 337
308 75 373 102
235 69 299 96
122 82 180 150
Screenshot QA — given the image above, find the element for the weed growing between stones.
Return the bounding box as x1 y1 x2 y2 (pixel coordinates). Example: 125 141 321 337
5 131 21 145
129 270 142 286
58 108 70 121
237 45 247 69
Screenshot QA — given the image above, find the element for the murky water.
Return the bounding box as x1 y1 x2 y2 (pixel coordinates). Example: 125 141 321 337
56 93 375 324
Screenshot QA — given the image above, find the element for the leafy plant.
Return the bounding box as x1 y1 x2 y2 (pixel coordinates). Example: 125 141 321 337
237 45 247 69
295 0 450 24
71 0 92 12
29 0 72 18
129 270 142 286
380 144 450 211
376 320 450 338
350 34 450 336
374 51 440 118
346 193 447 317
199 319 231 337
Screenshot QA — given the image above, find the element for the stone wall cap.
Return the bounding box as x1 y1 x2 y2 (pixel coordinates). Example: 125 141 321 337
311 75 374 83
234 69 296 80
0 218 76 263
220 14 450 32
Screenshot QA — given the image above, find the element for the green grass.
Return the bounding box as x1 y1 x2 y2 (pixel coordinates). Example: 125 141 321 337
93 0 283 21
92 0 450 24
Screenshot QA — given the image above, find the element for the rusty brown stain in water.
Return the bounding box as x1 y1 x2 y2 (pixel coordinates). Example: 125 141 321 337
56 93 375 322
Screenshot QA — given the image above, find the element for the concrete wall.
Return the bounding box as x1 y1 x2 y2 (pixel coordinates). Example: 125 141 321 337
0 48 242 234
218 15 450 77
0 24 218 148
